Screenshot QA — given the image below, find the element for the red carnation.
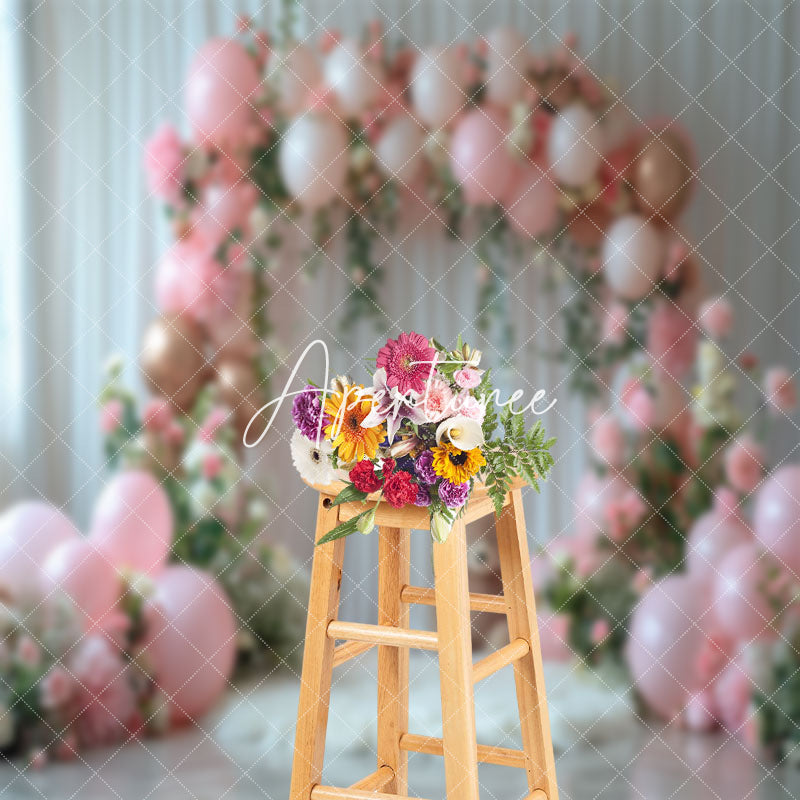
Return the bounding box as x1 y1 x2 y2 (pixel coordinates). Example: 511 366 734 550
383 471 417 509
380 458 396 478
349 460 383 493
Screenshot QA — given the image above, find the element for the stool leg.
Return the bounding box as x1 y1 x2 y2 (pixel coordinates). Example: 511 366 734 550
377 526 411 794
496 489 559 800
433 518 480 800
290 497 346 800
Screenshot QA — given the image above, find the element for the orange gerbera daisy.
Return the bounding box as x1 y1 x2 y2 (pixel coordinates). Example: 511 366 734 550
324 385 384 463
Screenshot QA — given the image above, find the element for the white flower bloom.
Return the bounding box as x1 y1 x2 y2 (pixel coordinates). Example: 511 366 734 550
290 428 336 485
435 416 485 451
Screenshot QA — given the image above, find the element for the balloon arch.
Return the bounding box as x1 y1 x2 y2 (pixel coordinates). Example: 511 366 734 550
144 22 697 400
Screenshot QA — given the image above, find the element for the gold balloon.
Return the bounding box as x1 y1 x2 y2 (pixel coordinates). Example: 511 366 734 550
632 132 693 221
140 316 208 411
214 359 263 437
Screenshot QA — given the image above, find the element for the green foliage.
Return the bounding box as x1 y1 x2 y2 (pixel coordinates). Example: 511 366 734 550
482 407 556 516
544 556 638 663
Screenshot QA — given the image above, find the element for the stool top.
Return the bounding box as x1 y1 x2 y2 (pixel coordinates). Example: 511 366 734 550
303 476 527 530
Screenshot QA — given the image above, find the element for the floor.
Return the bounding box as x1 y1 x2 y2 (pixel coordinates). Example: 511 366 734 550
3 724 799 800
2 654 798 800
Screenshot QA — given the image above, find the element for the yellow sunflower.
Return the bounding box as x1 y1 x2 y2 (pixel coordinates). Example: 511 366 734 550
431 443 486 484
324 385 384 463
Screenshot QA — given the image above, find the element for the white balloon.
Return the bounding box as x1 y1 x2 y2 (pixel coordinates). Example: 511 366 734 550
267 44 322 116
410 47 465 129
375 114 426 183
323 39 382 117
602 214 665 300
485 28 528 107
279 113 350 210
547 104 604 187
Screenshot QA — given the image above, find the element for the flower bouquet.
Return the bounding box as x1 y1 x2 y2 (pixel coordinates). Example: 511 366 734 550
289 333 556 544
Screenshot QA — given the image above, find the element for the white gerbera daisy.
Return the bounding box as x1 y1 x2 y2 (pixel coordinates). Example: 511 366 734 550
290 429 336 485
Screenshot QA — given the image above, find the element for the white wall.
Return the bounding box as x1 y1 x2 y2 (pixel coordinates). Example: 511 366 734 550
2 0 799 620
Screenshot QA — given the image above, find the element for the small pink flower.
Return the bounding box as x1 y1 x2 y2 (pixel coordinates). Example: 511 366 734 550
142 398 173 432
633 568 652 594
199 407 228 442
602 303 628 345
453 393 486 424
319 28 342 54
589 415 625 468
235 13 252 33
698 295 734 339
16 635 41 669
620 378 655 432
454 368 482 389
39 666 74 710
202 451 224 480
724 435 765 494
420 377 455 423
165 422 185 447
764 366 797 415
100 399 124 434
605 489 647 542
143 123 185 204
647 301 697 378
590 618 611 645
71 636 122 693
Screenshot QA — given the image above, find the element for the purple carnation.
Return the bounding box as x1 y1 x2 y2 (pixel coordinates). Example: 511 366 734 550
292 385 329 440
438 479 470 509
414 485 432 507
414 450 437 485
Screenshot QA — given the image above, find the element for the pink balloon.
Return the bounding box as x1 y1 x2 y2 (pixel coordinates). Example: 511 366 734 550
194 182 259 243
185 38 261 147
503 164 559 239
626 574 709 719
712 543 784 641
0 502 80 599
155 233 242 325
754 465 800 577
143 566 236 721
450 106 515 205
90 471 173 576
686 493 752 582
712 655 752 731
42 539 120 628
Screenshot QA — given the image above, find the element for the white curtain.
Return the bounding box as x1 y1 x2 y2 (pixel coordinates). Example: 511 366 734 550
2 0 799 621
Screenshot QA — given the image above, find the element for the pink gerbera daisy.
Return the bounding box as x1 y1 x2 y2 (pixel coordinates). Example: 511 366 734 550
376 332 436 395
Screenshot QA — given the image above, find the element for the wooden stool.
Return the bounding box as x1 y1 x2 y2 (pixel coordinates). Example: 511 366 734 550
289 478 558 800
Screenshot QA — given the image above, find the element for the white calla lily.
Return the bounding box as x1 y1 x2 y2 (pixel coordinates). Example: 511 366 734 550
435 415 485 450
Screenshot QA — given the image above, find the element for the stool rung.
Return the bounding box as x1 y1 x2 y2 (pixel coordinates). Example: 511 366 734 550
400 585 507 614
327 620 438 651
311 787 429 800
349 765 394 791
472 638 530 684
399 733 528 769
332 640 375 667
